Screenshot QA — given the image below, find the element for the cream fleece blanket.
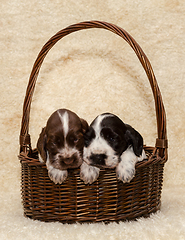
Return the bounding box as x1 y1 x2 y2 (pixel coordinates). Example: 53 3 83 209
1 0 185 239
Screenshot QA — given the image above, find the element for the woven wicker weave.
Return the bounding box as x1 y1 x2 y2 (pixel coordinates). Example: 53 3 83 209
19 21 168 223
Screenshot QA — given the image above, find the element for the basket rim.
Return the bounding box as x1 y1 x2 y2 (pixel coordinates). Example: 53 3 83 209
19 145 166 168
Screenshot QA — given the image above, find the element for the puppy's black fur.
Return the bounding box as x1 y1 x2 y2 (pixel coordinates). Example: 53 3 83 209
84 113 143 167
81 113 145 184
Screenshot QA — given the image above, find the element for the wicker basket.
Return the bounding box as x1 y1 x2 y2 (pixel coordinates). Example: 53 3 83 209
19 21 168 223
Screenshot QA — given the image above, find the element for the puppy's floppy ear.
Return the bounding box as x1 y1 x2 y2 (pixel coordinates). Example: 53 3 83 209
80 118 89 133
124 124 143 157
37 127 47 162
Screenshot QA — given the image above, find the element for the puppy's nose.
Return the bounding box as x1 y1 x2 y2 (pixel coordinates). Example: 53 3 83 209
63 157 74 165
90 154 106 166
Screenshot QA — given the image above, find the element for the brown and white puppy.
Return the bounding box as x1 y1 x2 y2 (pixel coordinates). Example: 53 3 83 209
37 109 88 184
80 113 146 184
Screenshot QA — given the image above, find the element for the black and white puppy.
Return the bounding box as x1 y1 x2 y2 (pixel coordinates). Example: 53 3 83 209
37 109 88 184
80 113 146 184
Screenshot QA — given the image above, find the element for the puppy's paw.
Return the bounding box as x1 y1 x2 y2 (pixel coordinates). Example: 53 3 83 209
48 168 68 184
116 162 135 183
80 162 100 184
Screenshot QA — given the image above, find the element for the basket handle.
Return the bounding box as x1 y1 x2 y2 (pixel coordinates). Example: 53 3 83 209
19 21 168 161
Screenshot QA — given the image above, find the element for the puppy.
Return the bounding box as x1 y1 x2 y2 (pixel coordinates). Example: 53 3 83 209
80 113 146 184
37 109 88 184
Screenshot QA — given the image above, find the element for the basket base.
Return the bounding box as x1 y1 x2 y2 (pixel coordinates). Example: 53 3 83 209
23 201 161 224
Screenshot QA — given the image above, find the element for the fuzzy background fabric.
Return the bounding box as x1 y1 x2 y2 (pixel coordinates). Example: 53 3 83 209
1 0 185 239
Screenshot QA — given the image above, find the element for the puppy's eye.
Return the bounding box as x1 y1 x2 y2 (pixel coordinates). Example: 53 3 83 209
47 141 56 150
84 127 95 147
101 129 117 144
106 135 116 144
70 136 78 143
51 141 58 146
84 138 90 147
108 137 115 142
52 138 61 146
84 135 93 147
